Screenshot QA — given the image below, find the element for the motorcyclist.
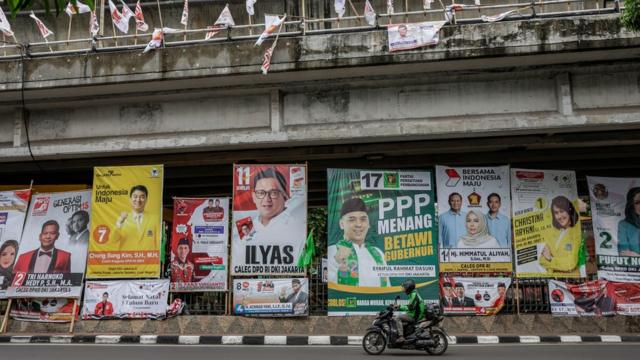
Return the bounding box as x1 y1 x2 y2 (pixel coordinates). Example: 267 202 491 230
393 279 426 344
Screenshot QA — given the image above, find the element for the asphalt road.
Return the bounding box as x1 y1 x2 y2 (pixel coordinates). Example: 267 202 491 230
0 343 638 359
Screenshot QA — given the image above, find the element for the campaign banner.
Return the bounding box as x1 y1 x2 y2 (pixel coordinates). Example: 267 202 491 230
233 278 309 317
327 169 439 315
171 197 229 292
440 277 511 315
87 165 164 279
511 169 585 278
82 279 169 319
587 177 640 282
7 190 91 298
607 281 640 315
0 189 31 298
322 258 328 283
10 298 78 323
388 21 445 52
436 166 512 273
549 280 615 316
231 164 307 275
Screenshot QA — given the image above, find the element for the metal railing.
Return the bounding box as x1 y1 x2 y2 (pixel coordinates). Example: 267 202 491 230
0 0 623 59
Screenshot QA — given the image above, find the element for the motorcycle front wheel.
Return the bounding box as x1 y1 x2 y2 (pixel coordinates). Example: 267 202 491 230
425 329 448 356
362 330 387 355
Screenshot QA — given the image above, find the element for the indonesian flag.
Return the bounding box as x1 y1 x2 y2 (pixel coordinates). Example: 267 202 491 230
121 0 134 22
109 0 130 34
0 7 14 37
387 0 394 14
30 12 54 39
215 4 235 27
180 0 188 26
335 0 346 19
423 0 433 10
65 1 92 16
205 25 223 40
90 10 100 36
260 47 273 75
481 8 518 22
246 0 257 16
144 27 179 53
255 14 285 46
364 0 376 26
135 0 149 32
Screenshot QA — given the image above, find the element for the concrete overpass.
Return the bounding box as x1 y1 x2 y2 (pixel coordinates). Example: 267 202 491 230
0 3 638 204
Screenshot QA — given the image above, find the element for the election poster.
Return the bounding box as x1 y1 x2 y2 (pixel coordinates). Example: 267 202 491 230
436 166 512 273
440 277 511 315
607 281 640 315
7 190 91 298
511 169 585 278
587 176 640 282
387 21 445 52
82 279 170 319
233 278 309 317
87 165 164 279
327 169 439 315
171 197 229 292
10 298 77 322
231 164 307 276
0 189 31 298
549 280 615 316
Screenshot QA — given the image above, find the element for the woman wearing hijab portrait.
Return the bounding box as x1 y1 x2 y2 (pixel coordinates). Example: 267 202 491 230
617 187 640 257
540 196 582 273
456 209 501 248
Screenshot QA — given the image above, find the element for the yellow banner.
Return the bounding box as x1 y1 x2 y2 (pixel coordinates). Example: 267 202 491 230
86 165 164 278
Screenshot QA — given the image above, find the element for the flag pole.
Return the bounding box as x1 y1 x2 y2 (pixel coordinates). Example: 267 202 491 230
248 14 253 36
0 299 11 333
135 26 138 45
2 33 6 57
347 0 361 24
68 299 77 333
67 16 73 46
44 38 53 53
112 22 118 46
404 0 409 23
156 0 164 29
99 0 105 36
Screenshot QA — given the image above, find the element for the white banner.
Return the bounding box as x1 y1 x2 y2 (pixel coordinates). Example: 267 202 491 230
233 278 309 316
0 190 31 298
441 277 511 315
8 190 91 298
436 166 512 272
587 176 640 282
82 279 169 319
387 21 444 52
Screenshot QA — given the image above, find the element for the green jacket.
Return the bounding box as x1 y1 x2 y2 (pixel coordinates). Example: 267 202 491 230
399 290 426 321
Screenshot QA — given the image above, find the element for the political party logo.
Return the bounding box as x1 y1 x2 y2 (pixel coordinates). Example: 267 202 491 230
591 183 608 201
151 168 159 177
444 168 461 187
551 288 564 302
31 197 50 215
467 192 481 206
384 172 400 188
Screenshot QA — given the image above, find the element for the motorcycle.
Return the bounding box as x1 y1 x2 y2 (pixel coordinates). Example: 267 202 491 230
362 298 449 356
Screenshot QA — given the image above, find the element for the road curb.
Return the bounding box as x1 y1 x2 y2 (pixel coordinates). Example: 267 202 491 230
0 334 638 345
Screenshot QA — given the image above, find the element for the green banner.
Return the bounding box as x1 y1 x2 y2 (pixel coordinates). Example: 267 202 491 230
327 169 439 315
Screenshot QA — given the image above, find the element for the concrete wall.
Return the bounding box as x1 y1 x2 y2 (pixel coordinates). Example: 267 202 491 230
6 314 640 335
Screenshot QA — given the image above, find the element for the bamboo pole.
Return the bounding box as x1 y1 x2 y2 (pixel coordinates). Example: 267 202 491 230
1 299 12 333
2 33 6 57
68 299 78 333
112 22 118 46
100 0 106 36
301 0 306 34
248 15 253 36
347 0 361 24
67 16 73 46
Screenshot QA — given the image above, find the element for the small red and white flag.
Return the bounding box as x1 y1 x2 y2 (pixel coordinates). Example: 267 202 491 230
121 0 134 22
65 0 92 16
246 0 257 16
143 27 179 53
0 6 14 37
445 4 467 23
135 0 149 32
30 12 54 39
364 0 376 26
205 25 223 40
180 0 189 26
481 8 518 22
90 10 100 36
255 14 285 46
109 0 130 33
335 0 346 19
423 0 433 10
387 0 394 14
260 47 274 75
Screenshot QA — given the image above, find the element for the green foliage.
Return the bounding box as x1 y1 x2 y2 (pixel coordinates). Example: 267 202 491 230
622 0 640 32
308 207 327 258
5 0 94 17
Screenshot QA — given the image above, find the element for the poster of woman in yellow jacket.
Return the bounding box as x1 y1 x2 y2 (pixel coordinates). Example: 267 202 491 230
539 196 582 276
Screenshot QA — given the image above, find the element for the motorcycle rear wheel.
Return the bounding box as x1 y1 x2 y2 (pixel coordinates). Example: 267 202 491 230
362 330 387 355
425 330 448 356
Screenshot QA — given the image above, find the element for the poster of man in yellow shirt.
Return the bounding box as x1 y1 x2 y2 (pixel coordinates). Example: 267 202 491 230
86 165 163 278
511 168 585 278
